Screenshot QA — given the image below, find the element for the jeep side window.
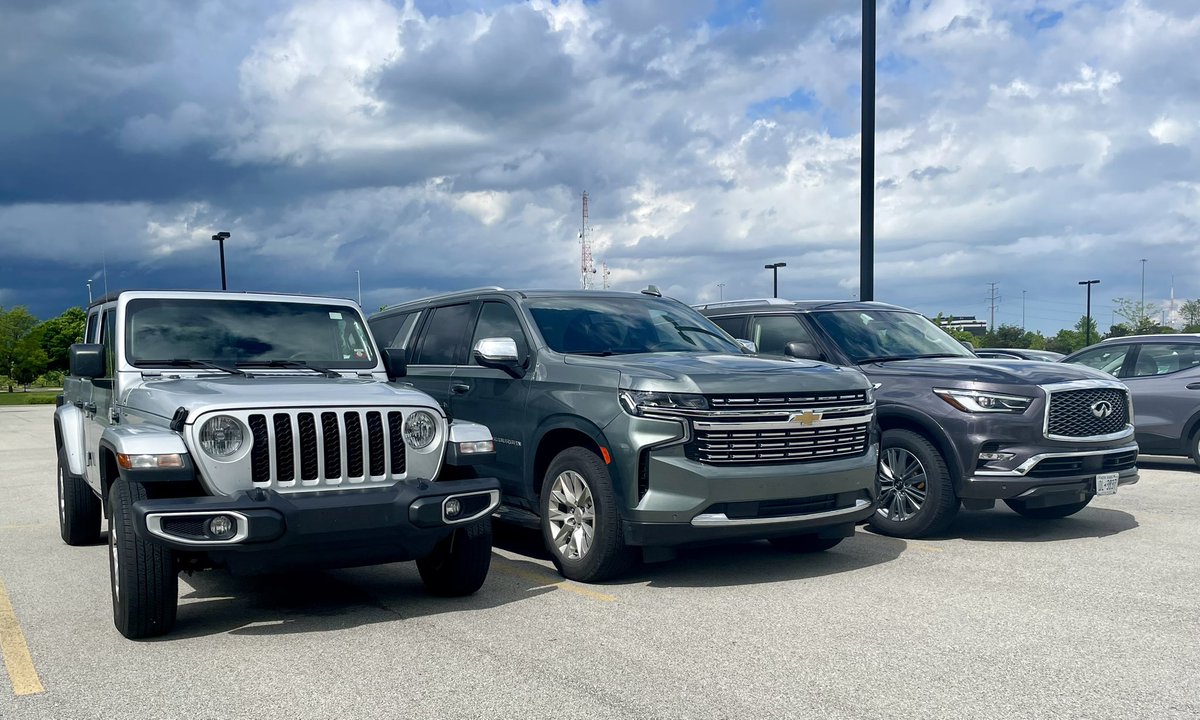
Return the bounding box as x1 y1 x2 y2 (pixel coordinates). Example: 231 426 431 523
469 302 529 364
412 304 473 365
1069 345 1129 377
85 311 99 343
99 309 115 379
750 315 815 356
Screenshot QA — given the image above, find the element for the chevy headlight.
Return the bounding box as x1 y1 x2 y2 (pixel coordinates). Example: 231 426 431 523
404 411 438 449
619 391 708 416
199 415 245 458
934 388 1032 414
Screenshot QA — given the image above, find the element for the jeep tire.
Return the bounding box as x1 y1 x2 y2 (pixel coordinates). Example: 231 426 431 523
417 518 493 597
108 480 178 639
1005 497 1092 519
868 429 959 539
540 447 635 583
58 447 101 546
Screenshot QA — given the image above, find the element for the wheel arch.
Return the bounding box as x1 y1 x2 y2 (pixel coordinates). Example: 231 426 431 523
876 407 964 485
530 417 612 501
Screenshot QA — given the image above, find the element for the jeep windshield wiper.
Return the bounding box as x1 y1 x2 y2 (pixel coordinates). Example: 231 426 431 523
146 359 248 377
235 360 341 378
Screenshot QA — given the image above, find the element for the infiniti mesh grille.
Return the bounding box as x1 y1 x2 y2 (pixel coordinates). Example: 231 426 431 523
1047 388 1128 438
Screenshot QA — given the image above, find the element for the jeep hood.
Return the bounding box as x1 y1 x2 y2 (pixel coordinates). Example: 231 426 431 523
123 375 441 421
862 358 1114 386
564 352 870 394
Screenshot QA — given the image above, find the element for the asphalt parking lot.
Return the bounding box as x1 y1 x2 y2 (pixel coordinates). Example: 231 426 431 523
2 405 1199 720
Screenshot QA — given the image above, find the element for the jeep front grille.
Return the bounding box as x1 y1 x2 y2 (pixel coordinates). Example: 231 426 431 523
246 410 407 489
1045 388 1129 440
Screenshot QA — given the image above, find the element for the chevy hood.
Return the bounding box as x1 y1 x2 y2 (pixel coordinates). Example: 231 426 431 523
863 358 1115 386
564 352 870 394
122 375 441 421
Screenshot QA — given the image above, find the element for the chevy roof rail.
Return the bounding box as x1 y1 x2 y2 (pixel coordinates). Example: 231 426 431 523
692 297 793 311
377 286 506 312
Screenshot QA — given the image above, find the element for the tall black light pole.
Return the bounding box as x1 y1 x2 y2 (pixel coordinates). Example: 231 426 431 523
1079 279 1100 346
212 231 230 290
860 0 876 302
765 262 787 298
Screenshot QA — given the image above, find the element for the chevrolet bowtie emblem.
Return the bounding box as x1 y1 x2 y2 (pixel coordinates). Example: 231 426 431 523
791 411 823 426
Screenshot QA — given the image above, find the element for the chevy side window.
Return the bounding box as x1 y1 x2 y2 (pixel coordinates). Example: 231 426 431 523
370 312 418 350
469 302 529 365
1070 345 1128 377
412 304 473 365
1131 343 1200 377
750 315 815 356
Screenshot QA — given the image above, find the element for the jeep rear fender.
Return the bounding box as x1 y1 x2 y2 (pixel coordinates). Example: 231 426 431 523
54 404 87 476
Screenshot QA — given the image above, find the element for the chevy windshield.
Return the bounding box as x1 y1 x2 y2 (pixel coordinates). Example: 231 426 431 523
527 297 740 355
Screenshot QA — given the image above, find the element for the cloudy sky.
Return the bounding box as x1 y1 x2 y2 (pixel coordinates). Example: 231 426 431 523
1 0 1198 333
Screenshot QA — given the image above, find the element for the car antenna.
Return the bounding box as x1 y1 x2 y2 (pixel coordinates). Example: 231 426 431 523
641 285 662 297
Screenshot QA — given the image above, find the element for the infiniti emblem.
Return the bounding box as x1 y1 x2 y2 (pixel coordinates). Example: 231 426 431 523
1090 400 1114 418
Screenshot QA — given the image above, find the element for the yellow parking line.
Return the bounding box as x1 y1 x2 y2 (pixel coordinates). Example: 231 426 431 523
492 560 617 603
0 578 45 696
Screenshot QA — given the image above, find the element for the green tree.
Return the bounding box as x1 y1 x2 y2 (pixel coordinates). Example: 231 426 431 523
0 306 41 392
1179 299 1200 330
1106 323 1133 339
10 333 48 388
36 306 85 372
1112 297 1160 334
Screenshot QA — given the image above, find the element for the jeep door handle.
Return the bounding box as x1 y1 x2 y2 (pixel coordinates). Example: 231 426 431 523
1187 382 1200 390
82 402 97 414
451 383 471 395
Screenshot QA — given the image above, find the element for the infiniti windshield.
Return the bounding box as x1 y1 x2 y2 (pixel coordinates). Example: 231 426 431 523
812 309 974 364
126 298 376 369
527 297 741 355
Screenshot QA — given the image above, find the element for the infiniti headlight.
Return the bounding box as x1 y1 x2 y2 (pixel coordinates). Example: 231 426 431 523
619 391 709 416
404 410 438 449
199 415 245 458
934 388 1032 414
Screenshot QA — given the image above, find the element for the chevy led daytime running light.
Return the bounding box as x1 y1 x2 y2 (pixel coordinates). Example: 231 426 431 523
199 415 245 458
117 453 183 469
934 388 1032 414
404 411 437 449
620 391 709 415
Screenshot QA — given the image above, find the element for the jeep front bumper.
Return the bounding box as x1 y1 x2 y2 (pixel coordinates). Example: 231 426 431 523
130 477 500 574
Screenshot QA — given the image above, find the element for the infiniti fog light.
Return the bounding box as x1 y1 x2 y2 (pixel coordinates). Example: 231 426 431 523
978 452 1016 461
444 498 462 519
207 515 236 540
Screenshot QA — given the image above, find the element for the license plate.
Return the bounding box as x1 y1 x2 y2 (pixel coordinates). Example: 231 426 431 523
1095 472 1119 496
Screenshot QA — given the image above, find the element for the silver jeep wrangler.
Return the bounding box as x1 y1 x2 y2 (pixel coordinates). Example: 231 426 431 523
54 290 501 638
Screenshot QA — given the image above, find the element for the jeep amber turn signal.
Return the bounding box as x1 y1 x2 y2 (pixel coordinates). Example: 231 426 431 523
117 453 183 469
456 440 494 455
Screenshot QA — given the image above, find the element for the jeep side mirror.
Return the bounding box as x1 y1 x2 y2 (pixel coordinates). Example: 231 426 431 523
473 337 524 378
785 341 823 361
69 344 106 379
736 339 758 354
383 347 407 380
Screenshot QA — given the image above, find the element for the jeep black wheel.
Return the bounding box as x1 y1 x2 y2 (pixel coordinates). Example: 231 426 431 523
58 447 101 546
108 480 178 639
540 447 635 583
417 518 493 597
867 429 959 539
1004 498 1092 519
768 534 844 553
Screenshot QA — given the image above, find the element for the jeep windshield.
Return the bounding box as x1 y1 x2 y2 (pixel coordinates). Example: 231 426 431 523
125 298 376 369
812 309 974 364
527 296 741 355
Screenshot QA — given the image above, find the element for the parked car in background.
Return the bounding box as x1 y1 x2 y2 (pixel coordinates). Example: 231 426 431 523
696 299 1139 538
370 288 880 582
1061 334 1200 468
975 348 1065 362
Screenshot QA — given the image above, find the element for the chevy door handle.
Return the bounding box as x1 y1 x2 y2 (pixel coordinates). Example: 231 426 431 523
1187 382 1200 390
451 383 471 395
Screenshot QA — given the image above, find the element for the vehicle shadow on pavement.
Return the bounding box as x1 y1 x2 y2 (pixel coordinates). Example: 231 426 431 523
936 506 1139 543
494 522 907 589
1137 457 1198 473
156 562 555 641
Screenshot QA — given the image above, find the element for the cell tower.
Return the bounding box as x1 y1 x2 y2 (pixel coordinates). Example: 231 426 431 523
579 191 596 290
601 261 611 290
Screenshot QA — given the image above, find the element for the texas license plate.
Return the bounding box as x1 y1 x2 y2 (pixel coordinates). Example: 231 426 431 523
1095 472 1119 496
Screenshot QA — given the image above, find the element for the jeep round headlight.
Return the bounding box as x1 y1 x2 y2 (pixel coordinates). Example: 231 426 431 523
404 411 437 450
199 415 245 458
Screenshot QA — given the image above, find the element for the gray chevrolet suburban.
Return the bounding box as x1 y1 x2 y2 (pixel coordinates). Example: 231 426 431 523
370 288 879 582
697 299 1139 538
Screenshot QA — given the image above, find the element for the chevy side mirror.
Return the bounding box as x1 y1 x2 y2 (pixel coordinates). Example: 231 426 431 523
785 341 823 361
383 348 407 380
69 344 105 379
473 337 524 378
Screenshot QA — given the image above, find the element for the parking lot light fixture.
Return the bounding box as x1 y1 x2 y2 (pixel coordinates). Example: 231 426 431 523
212 231 231 291
1079 279 1100 346
764 262 787 298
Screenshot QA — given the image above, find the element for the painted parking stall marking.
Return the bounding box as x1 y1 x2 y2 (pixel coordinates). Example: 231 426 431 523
0 577 45 696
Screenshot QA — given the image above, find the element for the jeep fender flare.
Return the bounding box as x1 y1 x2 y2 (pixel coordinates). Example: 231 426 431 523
876 405 965 487
99 426 194 487
54 404 88 477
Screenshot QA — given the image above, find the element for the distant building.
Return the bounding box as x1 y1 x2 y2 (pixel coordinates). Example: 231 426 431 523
937 315 988 337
